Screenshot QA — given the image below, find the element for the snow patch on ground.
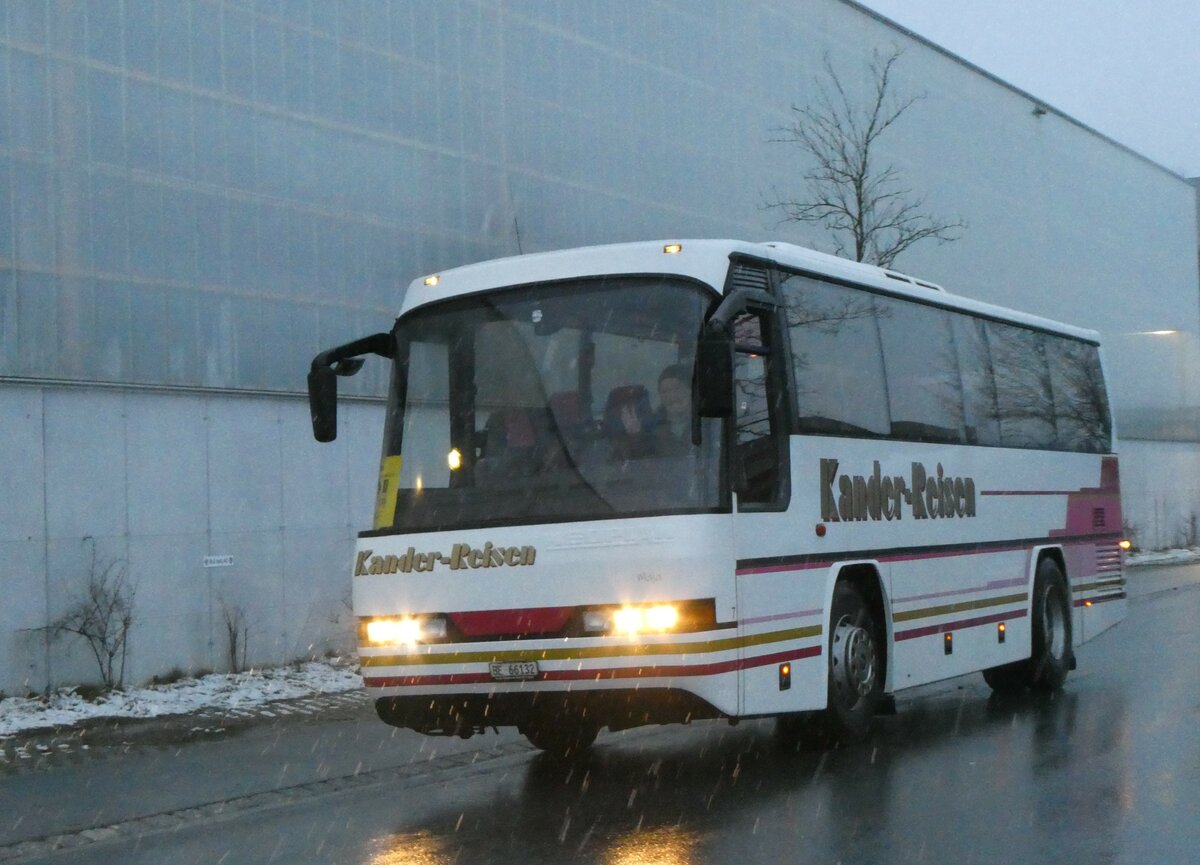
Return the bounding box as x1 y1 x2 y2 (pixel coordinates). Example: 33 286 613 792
1126 548 1200 567
0 660 361 737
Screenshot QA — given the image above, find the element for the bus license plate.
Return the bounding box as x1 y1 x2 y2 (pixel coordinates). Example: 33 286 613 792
489 661 539 681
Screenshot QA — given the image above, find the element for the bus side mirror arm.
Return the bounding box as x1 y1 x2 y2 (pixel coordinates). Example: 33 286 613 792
694 287 777 424
308 332 394 443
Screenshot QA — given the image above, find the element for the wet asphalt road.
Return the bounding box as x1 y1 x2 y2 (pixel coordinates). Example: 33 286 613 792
3 565 1198 865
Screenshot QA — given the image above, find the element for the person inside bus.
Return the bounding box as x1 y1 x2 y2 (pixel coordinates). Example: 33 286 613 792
611 363 693 457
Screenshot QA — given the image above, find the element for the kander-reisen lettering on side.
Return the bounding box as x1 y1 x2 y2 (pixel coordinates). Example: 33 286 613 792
820 459 976 522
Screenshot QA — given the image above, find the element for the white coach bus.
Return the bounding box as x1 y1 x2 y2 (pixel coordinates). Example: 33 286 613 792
307 240 1127 755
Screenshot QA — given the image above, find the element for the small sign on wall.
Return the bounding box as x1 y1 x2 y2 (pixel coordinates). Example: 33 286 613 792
203 555 234 568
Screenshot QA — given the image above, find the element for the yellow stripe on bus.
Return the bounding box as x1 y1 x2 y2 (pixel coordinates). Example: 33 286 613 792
892 592 1028 623
361 624 823 668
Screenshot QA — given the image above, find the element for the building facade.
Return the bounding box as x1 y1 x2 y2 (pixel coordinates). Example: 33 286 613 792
2 0 1197 692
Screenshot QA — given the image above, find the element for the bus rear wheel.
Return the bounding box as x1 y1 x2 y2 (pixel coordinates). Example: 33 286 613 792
1026 559 1072 690
982 558 1072 693
821 581 883 741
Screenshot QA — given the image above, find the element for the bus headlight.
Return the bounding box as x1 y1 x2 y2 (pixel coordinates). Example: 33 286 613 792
587 604 681 636
362 616 447 646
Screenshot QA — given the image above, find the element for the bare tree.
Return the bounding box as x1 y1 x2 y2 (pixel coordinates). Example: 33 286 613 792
41 538 136 691
766 48 965 268
220 600 250 674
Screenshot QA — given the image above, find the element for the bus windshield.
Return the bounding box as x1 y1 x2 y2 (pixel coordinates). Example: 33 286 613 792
373 276 724 534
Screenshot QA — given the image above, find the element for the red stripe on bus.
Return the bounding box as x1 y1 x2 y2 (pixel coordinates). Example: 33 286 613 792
362 646 822 689
894 608 1026 642
736 562 829 576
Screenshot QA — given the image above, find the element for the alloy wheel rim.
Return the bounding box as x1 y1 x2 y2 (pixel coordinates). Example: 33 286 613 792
832 616 876 701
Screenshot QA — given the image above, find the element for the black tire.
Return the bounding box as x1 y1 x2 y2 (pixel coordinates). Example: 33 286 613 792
982 661 1027 693
820 582 883 741
519 719 599 759
1026 558 1072 691
981 558 1072 694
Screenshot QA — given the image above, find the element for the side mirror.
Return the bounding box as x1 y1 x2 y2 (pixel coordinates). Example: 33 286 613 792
693 282 776 422
307 332 394 443
696 324 733 418
308 364 339 443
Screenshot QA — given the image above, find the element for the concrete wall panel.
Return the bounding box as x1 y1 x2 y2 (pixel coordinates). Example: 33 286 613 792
43 390 127 541
281 400 351 532
0 388 45 543
0 539 48 694
344 402 387 531
126 393 208 537
207 399 284 535
125 531 212 682
207 529 287 668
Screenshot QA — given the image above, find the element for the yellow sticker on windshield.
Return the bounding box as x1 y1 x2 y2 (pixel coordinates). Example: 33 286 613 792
373 455 403 530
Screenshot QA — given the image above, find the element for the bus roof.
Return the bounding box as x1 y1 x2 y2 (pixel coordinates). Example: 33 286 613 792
401 239 1101 344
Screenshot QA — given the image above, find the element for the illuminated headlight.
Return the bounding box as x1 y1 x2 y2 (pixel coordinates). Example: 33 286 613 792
593 604 680 636
644 605 679 631
363 616 447 646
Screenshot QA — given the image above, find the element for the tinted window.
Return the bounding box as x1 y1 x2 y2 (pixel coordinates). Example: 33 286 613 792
1046 337 1112 453
781 274 889 437
986 321 1057 449
875 296 965 443
951 315 1002 446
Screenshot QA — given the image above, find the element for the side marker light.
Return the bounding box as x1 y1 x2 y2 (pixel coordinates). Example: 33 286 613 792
944 632 953 655
1118 539 1132 551
998 622 1006 644
779 662 791 690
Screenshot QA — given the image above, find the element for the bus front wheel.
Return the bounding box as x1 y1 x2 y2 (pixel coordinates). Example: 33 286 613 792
821 581 883 741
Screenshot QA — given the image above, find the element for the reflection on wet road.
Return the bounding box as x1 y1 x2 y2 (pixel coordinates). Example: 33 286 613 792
16 580 1200 865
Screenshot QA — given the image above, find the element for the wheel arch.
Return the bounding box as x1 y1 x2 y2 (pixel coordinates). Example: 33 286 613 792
1028 544 1071 605
823 561 893 695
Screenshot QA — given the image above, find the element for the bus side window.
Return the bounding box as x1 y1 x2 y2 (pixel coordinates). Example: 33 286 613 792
733 310 786 507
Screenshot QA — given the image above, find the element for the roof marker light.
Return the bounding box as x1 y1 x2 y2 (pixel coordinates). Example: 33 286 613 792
663 243 682 254
424 275 440 286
